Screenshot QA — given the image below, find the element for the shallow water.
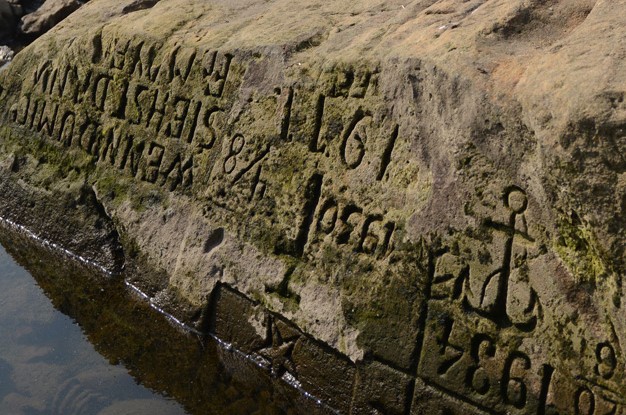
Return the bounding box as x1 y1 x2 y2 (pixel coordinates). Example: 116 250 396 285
0 224 333 415
0 241 188 414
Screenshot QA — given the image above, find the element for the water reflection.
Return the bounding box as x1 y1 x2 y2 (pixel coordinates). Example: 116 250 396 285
0 235 186 414
0 224 333 415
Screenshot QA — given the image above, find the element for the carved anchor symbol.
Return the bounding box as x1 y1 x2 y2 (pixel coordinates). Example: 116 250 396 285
463 187 541 331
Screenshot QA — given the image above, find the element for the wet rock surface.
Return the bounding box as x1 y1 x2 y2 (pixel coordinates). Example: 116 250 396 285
0 0 625 413
0 223 333 415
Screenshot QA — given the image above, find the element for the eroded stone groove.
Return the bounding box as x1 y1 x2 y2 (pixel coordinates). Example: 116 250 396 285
1 0 626 413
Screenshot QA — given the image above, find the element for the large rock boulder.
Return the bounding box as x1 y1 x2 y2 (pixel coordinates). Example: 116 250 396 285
1 0 625 413
20 0 81 36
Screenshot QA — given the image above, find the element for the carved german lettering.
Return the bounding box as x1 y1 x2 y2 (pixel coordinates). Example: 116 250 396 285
170 46 197 85
102 36 129 71
32 60 52 94
146 87 168 134
99 127 130 169
144 142 165 183
10 95 29 125
191 105 222 148
57 111 76 147
160 153 194 191
202 50 233 98
59 64 80 104
27 98 45 131
91 73 112 112
8 39 236 198
126 139 145 178
126 82 150 125
163 96 190 138
37 101 58 137
77 118 100 155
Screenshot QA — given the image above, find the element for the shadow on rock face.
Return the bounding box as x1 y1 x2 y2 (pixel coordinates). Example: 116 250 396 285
0 172 125 274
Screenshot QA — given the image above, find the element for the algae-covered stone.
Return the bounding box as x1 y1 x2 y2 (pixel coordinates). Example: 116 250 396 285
1 0 626 413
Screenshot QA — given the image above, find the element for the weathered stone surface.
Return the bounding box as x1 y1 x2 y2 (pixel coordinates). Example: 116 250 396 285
208 284 267 354
291 328 356 413
351 361 413 415
1 0 626 413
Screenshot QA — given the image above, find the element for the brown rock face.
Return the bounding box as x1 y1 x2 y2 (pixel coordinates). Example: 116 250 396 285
0 0 625 413
20 0 81 35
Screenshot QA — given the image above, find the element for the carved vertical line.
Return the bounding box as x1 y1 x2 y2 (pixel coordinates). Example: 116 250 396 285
248 166 265 202
378 222 395 259
377 124 399 181
280 87 294 142
408 244 435 400
294 173 323 257
310 94 325 152
537 364 554 415
185 101 202 144
217 53 233 98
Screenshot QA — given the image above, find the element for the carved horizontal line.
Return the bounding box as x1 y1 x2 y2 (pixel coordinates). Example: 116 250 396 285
417 376 502 415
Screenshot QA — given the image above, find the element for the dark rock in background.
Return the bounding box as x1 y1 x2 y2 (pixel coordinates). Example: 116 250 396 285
0 0 22 39
0 0 83 52
20 0 81 36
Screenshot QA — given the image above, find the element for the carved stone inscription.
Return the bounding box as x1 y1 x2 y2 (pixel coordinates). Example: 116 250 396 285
5 30 410 271
417 187 626 415
196 63 403 265
9 34 235 194
8 31 625 415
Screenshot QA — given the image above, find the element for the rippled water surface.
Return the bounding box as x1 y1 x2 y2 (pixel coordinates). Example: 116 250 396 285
0 243 188 415
0 224 332 415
